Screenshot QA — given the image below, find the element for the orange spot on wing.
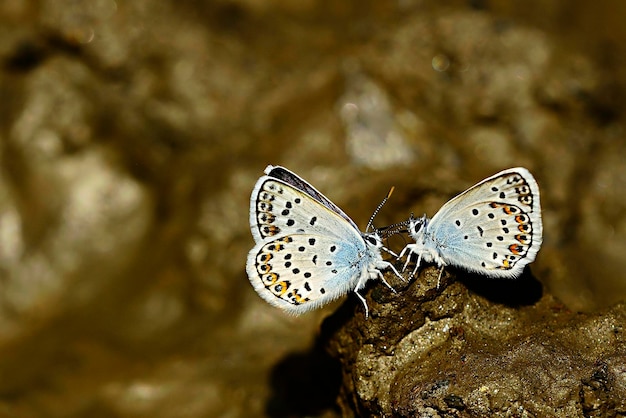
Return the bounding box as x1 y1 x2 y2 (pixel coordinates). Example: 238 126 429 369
266 243 284 252
265 225 280 236
258 262 272 273
492 202 516 215
503 205 515 215
260 213 276 223
259 253 273 263
262 273 279 286
275 281 289 296
509 244 523 255
292 290 309 304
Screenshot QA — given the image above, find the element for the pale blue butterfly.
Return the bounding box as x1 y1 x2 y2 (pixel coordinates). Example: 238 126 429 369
246 165 401 316
399 167 543 284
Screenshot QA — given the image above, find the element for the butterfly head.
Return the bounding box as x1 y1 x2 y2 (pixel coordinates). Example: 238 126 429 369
365 229 402 259
363 231 384 249
408 214 429 240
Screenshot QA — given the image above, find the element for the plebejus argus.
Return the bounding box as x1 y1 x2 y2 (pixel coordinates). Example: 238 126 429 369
399 167 543 284
247 165 401 316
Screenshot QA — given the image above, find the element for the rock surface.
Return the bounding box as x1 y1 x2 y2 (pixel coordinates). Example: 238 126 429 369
325 268 626 417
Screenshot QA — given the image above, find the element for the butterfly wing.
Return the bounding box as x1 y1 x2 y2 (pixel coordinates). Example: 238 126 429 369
249 165 359 243
247 165 387 314
246 233 371 315
265 166 359 228
428 167 542 278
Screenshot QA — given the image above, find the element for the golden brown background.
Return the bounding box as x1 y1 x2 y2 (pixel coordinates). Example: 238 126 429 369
1 0 626 416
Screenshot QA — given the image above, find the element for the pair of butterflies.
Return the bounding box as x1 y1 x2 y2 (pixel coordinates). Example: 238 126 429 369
246 165 543 316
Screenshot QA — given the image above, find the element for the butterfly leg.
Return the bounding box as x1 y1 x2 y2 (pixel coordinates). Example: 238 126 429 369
410 252 422 278
354 291 370 318
381 246 399 258
436 265 445 289
373 268 398 294
381 260 405 282
399 244 416 272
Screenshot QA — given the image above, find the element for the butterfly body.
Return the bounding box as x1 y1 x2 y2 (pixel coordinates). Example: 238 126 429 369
247 165 398 316
401 167 543 279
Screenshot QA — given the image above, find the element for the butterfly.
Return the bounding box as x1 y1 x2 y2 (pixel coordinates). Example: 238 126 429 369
399 167 543 284
246 165 401 316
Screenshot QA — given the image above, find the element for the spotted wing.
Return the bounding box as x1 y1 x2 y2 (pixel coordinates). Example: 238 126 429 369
249 166 359 243
264 165 358 228
246 233 370 315
428 167 542 277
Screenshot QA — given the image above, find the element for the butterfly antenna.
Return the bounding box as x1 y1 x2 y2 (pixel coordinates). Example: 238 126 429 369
389 219 411 234
366 187 394 232
376 220 409 239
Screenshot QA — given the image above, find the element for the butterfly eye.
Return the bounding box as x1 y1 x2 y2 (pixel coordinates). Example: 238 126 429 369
365 235 379 246
413 222 423 233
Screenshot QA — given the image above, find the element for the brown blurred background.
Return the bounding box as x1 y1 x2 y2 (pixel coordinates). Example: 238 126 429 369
1 0 626 416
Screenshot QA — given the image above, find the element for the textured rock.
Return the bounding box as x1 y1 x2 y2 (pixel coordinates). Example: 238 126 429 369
325 268 626 417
